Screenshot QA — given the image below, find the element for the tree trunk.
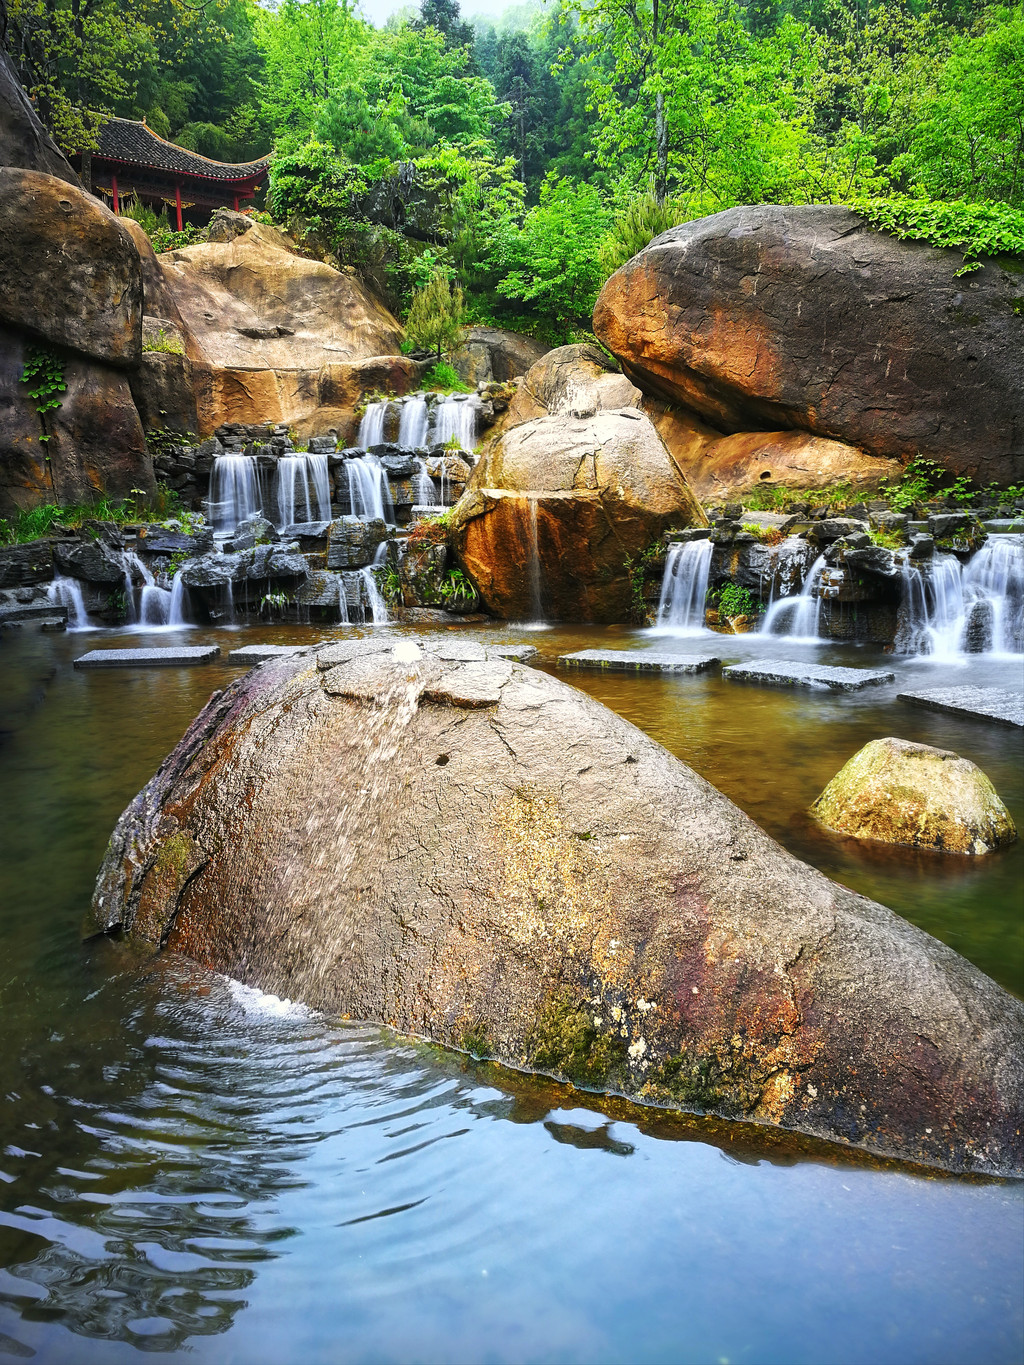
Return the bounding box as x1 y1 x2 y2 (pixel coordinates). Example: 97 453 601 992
655 91 668 207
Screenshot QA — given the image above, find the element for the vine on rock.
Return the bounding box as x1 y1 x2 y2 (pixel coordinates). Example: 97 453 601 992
20 346 67 446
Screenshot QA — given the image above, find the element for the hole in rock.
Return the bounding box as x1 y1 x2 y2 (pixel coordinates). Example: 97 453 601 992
436 754 450 766
760 470 773 480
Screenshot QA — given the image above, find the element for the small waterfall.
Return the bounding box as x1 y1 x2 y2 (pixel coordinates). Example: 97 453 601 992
168 570 188 626
399 397 429 449
336 577 351 624
140 583 171 626
762 554 829 639
275 453 331 529
526 496 544 625
432 397 476 452
209 454 261 533
356 545 390 624
117 550 156 625
655 540 713 631
413 458 438 506
895 535 1024 657
347 455 393 523
358 402 387 450
46 576 90 628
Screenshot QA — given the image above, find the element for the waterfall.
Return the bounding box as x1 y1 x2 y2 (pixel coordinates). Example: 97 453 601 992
398 397 429 450
413 458 438 506
46 576 90 629
347 456 393 523
275 453 331 529
526 496 544 624
432 397 476 452
355 545 390 624
761 554 829 639
654 540 713 631
358 402 387 450
140 583 171 626
894 535 1023 657
168 570 188 626
209 454 261 533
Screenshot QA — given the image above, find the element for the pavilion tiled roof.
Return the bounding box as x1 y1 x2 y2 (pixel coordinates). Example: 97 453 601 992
95 118 270 182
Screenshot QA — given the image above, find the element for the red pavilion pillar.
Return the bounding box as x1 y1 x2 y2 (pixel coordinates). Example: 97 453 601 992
111 174 119 215
174 183 183 232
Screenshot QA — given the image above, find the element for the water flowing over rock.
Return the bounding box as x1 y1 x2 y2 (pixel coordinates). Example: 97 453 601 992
89 638 1024 1177
593 204 1024 485
812 738 1017 855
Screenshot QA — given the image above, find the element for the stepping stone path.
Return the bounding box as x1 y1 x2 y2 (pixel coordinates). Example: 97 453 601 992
229 645 312 665
898 686 1024 728
74 646 220 669
722 659 895 692
559 650 721 673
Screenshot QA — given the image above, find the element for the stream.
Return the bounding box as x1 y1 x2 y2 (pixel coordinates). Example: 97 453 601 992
0 620 1021 1364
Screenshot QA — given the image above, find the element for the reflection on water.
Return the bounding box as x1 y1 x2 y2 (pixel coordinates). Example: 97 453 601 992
0 621 1021 1363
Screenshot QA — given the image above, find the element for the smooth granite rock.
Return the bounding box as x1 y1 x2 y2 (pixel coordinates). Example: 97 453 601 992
74 646 220 668
898 687 1024 728
229 645 312 665
723 660 896 692
559 650 721 674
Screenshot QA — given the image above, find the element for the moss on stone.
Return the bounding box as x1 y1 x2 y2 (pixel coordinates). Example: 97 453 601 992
529 993 628 1088
644 1052 748 1118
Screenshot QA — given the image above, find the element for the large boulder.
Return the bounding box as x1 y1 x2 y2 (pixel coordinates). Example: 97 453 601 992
0 325 152 516
498 344 641 432
88 637 1024 1177
813 738 1017 855
450 405 705 621
593 204 1024 486
453 326 548 385
0 168 142 366
0 47 79 184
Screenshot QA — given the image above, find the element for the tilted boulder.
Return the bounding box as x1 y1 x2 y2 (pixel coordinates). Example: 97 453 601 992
88 638 1024 1176
0 168 142 366
0 48 80 184
450 405 705 621
593 204 1024 486
813 737 1017 855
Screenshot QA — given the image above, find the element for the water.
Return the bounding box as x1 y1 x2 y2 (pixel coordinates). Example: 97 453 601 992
275 453 331 530
414 458 438 506
432 397 477 452
896 536 1024 659
46 576 90 629
208 454 261 533
524 495 546 628
654 539 714 632
355 544 390 624
398 396 429 449
347 455 394 524
358 401 386 450
762 553 829 639
0 623 1020 1363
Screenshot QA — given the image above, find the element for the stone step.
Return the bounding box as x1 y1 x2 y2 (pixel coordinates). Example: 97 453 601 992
74 646 221 669
722 659 895 692
0 602 68 624
558 650 721 674
229 644 312 665
898 686 1024 728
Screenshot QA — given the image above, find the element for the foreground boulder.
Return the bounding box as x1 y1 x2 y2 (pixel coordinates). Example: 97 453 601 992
89 638 1024 1176
593 204 1024 485
813 738 1017 855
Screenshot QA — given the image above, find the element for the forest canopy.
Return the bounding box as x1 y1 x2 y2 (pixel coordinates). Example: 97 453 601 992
5 0 1023 340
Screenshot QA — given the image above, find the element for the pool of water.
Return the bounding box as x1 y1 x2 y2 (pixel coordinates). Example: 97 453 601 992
0 619 1021 1364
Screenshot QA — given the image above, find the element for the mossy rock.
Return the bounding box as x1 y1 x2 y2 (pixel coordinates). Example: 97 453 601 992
812 737 1016 855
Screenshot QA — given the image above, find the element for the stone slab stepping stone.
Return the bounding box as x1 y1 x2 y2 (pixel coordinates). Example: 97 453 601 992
74 646 220 669
229 645 311 665
722 659 895 692
490 644 539 662
898 686 1024 728
558 649 720 673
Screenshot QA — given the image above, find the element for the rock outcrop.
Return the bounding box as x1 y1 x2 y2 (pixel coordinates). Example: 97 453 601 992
453 326 548 386
89 638 1024 1177
594 204 1024 486
451 402 705 621
812 738 1017 854
0 48 79 185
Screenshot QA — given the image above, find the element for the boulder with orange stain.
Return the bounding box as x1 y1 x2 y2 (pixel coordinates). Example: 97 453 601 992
594 204 1024 486
89 637 1024 1176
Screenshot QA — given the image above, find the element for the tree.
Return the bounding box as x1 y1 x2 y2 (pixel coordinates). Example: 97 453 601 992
405 271 466 359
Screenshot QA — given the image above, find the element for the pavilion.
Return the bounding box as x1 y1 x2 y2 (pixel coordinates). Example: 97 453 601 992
81 118 270 229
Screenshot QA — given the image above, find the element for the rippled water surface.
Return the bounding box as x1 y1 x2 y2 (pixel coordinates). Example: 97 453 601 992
1 620 1022 1364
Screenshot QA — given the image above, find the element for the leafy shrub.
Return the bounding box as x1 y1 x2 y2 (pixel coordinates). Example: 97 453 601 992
849 196 1024 274
741 523 785 546
422 362 472 392
405 273 466 361
714 583 760 618
406 512 451 549
142 328 185 355
437 568 476 609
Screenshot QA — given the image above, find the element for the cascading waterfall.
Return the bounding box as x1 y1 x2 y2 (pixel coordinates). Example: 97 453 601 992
413 458 438 506
275 453 331 529
432 397 476 452
761 554 830 639
525 496 544 625
209 454 261 533
654 539 714 631
168 569 188 626
895 535 1024 657
398 397 429 449
355 543 390 624
46 577 90 629
358 402 387 450
347 456 394 523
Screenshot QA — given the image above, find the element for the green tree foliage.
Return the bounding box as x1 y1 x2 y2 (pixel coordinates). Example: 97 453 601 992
405 271 466 359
